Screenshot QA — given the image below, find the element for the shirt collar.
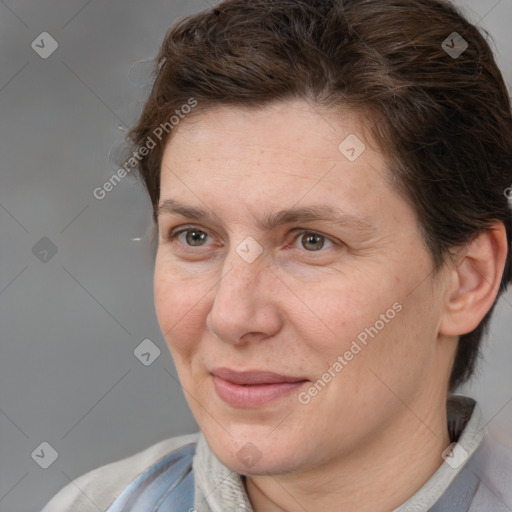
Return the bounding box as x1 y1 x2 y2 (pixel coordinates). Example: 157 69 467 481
192 395 486 512
395 395 486 511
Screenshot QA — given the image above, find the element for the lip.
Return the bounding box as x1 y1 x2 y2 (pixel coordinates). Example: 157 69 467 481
211 368 309 407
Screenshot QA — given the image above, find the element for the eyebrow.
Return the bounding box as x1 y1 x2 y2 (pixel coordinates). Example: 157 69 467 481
156 198 376 233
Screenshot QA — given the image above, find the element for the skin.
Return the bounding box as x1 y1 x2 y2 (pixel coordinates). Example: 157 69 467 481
153 98 507 512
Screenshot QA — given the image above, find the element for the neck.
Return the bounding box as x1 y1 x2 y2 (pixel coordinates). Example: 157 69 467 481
245 396 451 512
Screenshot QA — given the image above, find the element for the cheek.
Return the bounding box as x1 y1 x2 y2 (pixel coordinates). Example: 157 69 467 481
295 262 435 384
292 275 397 355
153 255 211 354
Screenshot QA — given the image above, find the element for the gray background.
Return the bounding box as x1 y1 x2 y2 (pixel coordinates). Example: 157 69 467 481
0 1 511 511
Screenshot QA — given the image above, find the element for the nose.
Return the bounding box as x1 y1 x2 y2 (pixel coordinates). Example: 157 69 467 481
206 248 282 345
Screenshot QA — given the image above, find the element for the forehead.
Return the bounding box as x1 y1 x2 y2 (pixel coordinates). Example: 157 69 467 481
158 99 398 224
163 99 374 164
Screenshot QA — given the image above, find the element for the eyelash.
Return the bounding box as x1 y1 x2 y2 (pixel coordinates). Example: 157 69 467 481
166 226 337 252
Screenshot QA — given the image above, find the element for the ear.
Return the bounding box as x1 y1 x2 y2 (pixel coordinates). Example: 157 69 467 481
439 221 509 336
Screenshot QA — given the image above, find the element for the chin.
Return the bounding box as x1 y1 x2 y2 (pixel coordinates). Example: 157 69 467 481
219 446 298 477
203 425 306 476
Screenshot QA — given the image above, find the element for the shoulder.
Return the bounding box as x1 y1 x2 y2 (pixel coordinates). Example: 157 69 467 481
41 432 200 512
468 433 512 511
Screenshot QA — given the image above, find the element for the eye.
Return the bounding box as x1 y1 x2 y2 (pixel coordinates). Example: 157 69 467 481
292 230 334 251
168 227 212 247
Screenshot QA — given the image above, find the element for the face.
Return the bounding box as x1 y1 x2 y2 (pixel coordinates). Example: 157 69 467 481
154 99 453 476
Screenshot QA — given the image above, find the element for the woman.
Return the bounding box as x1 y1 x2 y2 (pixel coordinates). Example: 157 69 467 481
42 0 512 510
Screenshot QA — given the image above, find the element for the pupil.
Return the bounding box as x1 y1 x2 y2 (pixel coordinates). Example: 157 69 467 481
303 233 324 251
186 230 206 246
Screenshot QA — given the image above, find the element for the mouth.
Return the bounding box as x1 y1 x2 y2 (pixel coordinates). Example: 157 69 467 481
211 367 309 407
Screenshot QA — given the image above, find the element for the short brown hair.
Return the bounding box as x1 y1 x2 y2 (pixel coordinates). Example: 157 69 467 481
125 0 512 391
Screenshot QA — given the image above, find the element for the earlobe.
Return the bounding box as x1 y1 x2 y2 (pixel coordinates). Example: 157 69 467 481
439 222 508 336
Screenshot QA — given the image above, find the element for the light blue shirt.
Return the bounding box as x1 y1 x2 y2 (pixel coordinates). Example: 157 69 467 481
41 395 512 511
